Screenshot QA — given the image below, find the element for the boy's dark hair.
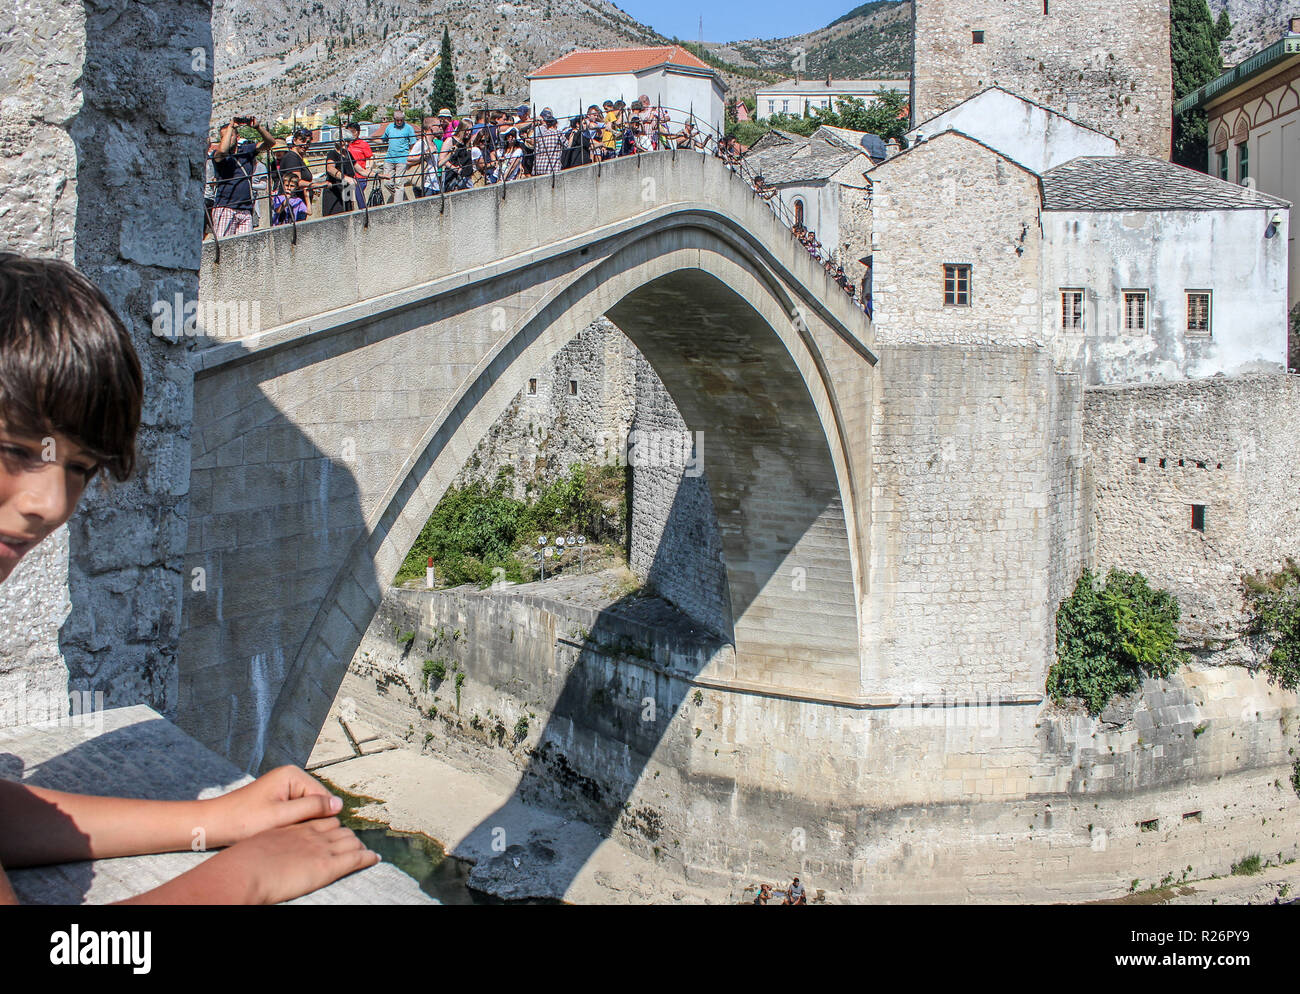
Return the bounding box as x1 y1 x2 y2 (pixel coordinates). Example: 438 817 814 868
0 253 142 482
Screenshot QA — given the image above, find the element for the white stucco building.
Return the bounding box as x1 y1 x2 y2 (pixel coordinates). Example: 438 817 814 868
1175 21 1300 308
528 46 726 129
755 76 909 120
906 86 1119 174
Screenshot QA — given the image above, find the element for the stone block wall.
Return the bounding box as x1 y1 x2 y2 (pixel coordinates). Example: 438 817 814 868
0 0 211 720
1085 373 1300 655
912 0 1173 157
865 343 1070 699
628 356 731 640
870 132 1043 346
452 317 637 500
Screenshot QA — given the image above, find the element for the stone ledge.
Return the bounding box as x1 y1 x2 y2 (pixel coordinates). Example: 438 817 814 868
0 704 434 905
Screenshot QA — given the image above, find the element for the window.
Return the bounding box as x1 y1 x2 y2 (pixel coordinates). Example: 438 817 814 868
1043 0 1049 12
1123 290 1147 331
766 100 774 116
527 378 537 395
972 30 985 43
943 264 971 306
1191 504 1206 532
1186 291 1211 336
1061 289 1084 330
568 379 578 395
1216 149 1228 181
782 99 790 113
793 198 804 226
1237 142 1249 184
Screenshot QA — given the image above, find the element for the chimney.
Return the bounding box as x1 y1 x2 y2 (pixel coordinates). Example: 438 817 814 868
884 139 901 158
1291 15 1300 32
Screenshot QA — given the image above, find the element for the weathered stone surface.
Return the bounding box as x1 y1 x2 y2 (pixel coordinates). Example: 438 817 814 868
912 0 1173 158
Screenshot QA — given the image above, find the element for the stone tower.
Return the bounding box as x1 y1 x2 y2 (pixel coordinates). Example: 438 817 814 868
910 0 1172 158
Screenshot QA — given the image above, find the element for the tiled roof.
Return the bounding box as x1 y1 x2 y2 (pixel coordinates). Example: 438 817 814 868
530 46 714 78
812 125 888 160
745 137 864 185
1042 155 1290 210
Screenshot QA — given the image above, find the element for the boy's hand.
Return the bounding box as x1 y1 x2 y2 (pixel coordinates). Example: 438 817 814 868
205 818 379 904
204 765 343 847
119 818 380 905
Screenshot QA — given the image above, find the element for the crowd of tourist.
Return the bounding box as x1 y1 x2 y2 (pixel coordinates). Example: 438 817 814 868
204 96 866 309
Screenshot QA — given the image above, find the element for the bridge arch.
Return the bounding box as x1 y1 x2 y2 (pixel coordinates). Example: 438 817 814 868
181 153 876 770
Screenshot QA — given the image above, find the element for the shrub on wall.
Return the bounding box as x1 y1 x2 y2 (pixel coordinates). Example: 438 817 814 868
1244 559 1300 692
1048 569 1186 714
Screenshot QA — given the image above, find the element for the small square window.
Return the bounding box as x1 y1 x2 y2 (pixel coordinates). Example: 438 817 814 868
972 30 985 43
944 264 971 306
1061 289 1084 330
1191 504 1206 531
1186 291 1211 336
1123 290 1147 332
568 379 578 395
527 378 537 395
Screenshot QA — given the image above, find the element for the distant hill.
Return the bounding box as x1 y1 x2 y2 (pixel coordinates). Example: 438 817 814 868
706 1 912 84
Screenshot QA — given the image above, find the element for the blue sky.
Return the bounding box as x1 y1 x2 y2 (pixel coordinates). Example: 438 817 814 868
615 0 880 44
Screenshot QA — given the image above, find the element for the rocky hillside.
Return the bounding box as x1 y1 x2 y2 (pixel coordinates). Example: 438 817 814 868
212 0 671 124
1209 0 1297 64
210 0 912 125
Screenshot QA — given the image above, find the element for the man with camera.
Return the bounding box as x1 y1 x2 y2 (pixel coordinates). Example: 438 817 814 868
211 116 276 237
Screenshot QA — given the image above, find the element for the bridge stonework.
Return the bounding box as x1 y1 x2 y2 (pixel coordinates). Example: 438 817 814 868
184 153 877 770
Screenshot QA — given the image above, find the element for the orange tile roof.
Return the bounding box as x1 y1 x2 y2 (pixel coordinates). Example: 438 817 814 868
530 46 714 78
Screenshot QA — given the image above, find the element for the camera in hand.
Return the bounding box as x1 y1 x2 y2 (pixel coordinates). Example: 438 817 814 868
233 116 254 126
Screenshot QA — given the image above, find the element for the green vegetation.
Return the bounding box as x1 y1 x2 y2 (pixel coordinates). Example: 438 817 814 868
1291 759 1300 798
454 671 465 712
421 658 447 690
1047 569 1187 715
731 90 909 147
430 26 458 115
1230 853 1262 876
1170 0 1230 169
1244 559 1300 692
395 463 625 587
513 715 529 742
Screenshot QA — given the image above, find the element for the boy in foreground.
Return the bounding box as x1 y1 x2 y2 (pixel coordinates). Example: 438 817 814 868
0 252 380 903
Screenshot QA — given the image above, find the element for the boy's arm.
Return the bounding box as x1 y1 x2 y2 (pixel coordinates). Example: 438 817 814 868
0 765 340 866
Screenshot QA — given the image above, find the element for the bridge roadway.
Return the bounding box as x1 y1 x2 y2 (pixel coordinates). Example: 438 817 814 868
183 149 877 772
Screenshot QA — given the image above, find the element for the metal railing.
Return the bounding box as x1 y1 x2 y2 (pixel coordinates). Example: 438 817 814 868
204 103 867 307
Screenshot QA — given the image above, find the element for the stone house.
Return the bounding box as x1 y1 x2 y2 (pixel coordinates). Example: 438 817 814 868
864 129 1291 382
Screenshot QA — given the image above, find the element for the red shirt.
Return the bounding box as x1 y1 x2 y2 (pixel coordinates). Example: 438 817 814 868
347 138 374 173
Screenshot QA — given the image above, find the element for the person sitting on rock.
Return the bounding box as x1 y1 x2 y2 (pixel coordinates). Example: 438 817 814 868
0 252 380 905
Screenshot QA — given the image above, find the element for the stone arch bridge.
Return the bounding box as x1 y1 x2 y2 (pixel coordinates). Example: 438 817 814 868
180 151 882 771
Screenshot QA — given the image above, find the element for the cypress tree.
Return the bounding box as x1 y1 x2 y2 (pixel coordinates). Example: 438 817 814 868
1170 0 1225 170
430 27 458 114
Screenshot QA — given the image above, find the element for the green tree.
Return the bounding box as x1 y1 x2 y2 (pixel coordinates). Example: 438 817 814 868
1171 0 1225 170
430 27 458 114
1215 8 1232 42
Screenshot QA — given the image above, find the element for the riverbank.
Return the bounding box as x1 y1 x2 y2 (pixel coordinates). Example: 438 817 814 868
308 714 725 903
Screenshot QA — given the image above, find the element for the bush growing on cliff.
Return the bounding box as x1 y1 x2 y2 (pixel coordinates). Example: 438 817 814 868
1244 559 1300 692
395 463 623 587
1048 569 1186 714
